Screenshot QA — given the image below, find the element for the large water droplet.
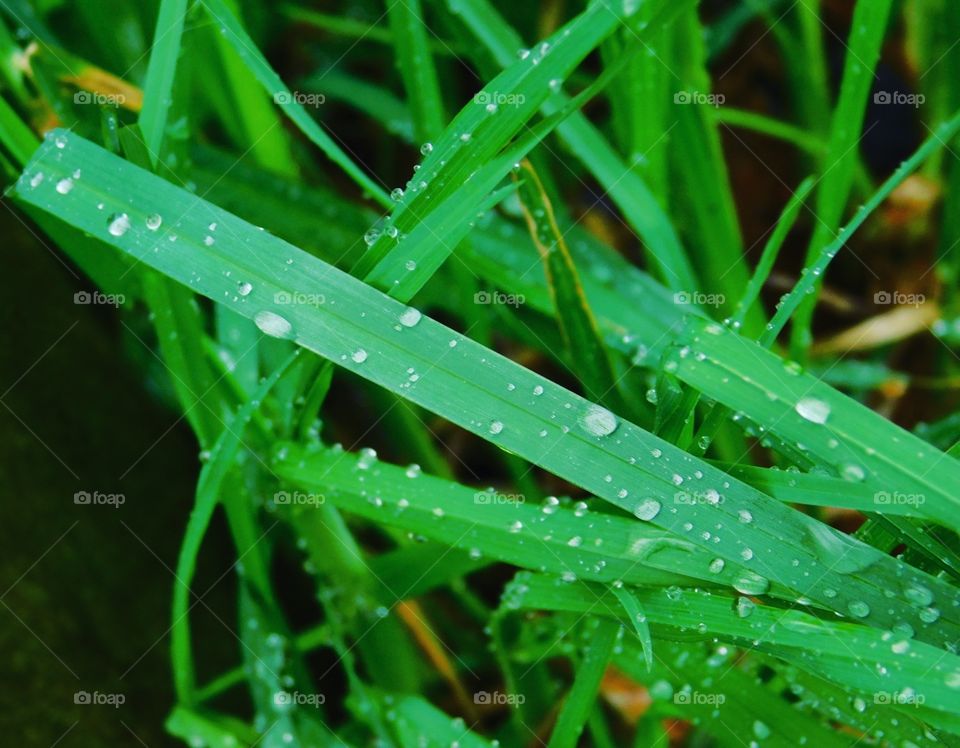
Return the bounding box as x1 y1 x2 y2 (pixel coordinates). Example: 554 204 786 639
254 310 293 339
581 404 618 437
633 498 661 521
55 178 74 194
351 349 368 363
795 397 830 424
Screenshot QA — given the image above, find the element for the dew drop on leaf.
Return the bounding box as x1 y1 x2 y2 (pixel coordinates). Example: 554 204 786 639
107 212 131 237
581 404 618 437
633 498 661 521
253 310 293 339
398 307 422 327
795 397 830 424
847 600 870 618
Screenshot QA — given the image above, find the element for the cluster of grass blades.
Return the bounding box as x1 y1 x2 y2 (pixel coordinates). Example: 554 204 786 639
3 0 960 745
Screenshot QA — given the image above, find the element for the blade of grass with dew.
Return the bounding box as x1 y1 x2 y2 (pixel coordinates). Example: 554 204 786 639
139 0 188 166
389 695 493 747
668 319 960 532
16 131 960 649
507 574 960 727
445 0 699 294
610 586 653 670
170 349 300 703
358 0 686 297
166 707 260 748
689 176 815 454
200 0 390 206
761 110 960 342
141 271 231 449
789 0 896 357
547 618 621 748
274 443 719 590
514 159 622 408
722 464 929 518
386 0 445 143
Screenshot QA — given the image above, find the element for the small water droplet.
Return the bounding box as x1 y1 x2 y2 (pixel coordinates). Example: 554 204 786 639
581 404 618 437
351 349 368 364
146 213 163 231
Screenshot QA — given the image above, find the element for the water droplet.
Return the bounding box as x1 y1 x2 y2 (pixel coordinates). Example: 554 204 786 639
753 721 771 739
919 606 941 623
55 178 74 194
541 496 560 514
709 558 725 574
733 572 769 595
390 188 404 201
533 385 544 396
352 349 368 364
254 310 293 339
237 281 253 297
847 600 870 618
405 463 421 478
146 213 163 231
904 584 933 607
420 142 433 155
736 597 755 618
399 307 422 327
107 212 131 237
578 403 619 438
795 397 830 424
633 498 661 521
738 510 753 524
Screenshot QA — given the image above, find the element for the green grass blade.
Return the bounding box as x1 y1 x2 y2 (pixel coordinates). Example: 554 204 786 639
789 0 895 355
547 617 620 748
170 349 300 702
386 0 445 142
139 0 188 165
16 131 960 650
